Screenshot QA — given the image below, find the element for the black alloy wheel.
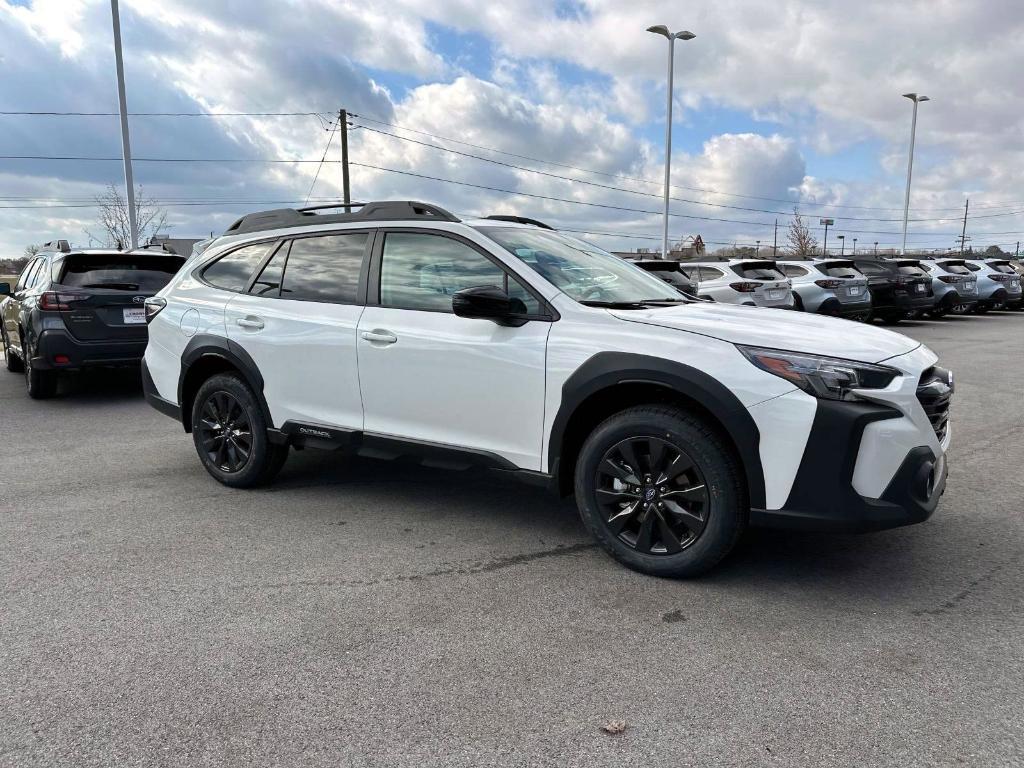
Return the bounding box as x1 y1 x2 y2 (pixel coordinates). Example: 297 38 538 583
3 329 23 373
595 436 710 555
197 390 253 474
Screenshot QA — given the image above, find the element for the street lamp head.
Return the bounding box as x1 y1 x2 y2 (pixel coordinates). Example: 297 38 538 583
647 25 670 37
903 93 930 103
647 25 695 40
675 30 696 40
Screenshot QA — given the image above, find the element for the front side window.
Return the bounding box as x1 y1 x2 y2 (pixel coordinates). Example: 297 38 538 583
16 258 40 291
280 233 368 303
477 227 680 304
203 241 275 292
380 232 539 314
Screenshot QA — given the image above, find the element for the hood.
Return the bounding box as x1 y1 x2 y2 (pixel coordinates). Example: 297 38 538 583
609 303 919 363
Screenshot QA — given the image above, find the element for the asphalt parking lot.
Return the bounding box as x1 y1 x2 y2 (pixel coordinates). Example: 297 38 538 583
1 313 1022 768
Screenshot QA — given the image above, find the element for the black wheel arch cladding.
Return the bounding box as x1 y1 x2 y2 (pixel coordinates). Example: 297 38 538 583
178 334 273 432
549 352 766 509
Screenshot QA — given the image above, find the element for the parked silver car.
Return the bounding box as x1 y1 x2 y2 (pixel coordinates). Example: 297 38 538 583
778 259 871 318
679 260 794 308
918 259 979 316
964 258 1023 312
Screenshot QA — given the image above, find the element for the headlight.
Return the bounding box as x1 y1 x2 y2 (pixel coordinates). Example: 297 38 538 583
737 345 900 401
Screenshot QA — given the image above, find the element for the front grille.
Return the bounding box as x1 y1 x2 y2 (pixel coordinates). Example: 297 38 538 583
917 367 952 442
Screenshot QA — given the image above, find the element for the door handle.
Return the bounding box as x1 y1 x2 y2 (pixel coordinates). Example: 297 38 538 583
236 316 264 330
360 329 397 345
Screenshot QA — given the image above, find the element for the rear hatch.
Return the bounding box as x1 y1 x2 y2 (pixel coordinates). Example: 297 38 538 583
935 260 978 296
987 260 1022 294
729 261 790 305
895 260 933 298
49 252 185 341
815 259 869 302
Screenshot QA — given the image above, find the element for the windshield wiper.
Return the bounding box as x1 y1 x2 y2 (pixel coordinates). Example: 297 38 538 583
81 282 140 290
579 300 651 309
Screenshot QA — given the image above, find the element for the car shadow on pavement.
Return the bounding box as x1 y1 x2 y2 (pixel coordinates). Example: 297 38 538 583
53 367 144 402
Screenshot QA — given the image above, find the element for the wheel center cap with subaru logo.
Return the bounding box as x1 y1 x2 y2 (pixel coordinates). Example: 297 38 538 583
644 487 657 502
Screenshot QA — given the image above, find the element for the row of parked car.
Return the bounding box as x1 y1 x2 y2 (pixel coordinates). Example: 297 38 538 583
629 255 1024 323
0 203 963 578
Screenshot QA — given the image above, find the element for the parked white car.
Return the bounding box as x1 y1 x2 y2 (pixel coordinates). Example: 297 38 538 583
677 260 794 308
777 259 871 318
142 201 952 578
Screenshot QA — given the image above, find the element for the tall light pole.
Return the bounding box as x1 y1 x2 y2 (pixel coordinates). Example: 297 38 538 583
900 93 929 256
820 218 834 256
837 234 845 256
756 240 761 257
852 237 857 255
110 0 138 249
648 25 695 260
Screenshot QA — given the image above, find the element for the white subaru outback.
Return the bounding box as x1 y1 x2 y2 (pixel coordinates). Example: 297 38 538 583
143 201 952 577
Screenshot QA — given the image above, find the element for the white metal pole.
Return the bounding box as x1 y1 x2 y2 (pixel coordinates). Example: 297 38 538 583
111 0 138 250
660 36 675 260
901 99 919 256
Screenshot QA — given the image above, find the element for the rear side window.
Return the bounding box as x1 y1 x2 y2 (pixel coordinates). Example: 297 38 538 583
248 244 287 297
990 263 1015 274
203 242 275 292
782 265 808 277
279 233 368 303
939 263 971 275
56 254 184 292
697 266 724 281
732 263 784 280
856 262 888 275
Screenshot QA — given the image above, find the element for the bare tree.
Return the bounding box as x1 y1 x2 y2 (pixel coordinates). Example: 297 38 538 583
23 244 40 258
85 184 169 249
786 208 818 258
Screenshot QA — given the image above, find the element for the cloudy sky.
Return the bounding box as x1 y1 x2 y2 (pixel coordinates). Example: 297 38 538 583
1 0 1023 257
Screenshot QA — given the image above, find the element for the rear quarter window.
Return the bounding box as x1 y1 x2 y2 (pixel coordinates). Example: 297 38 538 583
202 242 275 292
817 265 861 278
732 264 785 280
57 254 185 292
897 265 927 276
782 264 809 277
939 263 971 275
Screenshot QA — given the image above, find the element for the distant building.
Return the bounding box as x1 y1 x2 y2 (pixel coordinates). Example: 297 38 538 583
612 235 706 261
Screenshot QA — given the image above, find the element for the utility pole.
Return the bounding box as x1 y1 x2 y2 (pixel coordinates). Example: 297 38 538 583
339 109 351 207
900 93 929 255
874 241 878 255
820 218 834 256
110 0 138 249
773 219 778 257
852 237 857 255
958 198 969 256
1015 241 1019 259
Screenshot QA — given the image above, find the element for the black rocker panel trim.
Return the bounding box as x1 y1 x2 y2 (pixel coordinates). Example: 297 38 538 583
178 334 273 432
549 352 766 509
141 358 182 422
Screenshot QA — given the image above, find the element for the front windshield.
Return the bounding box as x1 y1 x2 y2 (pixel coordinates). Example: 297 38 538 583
477 226 683 304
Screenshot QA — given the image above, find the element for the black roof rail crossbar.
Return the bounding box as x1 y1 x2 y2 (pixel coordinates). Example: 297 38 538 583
296 202 368 213
224 200 461 236
42 239 71 253
483 215 554 230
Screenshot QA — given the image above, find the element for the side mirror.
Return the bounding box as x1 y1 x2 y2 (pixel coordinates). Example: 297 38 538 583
0 282 10 296
452 285 525 325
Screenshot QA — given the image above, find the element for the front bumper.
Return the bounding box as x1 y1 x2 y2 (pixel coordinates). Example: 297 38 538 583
33 329 147 371
749 399 947 532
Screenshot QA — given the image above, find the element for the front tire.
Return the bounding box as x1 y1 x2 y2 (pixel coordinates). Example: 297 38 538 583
3 329 23 373
191 373 288 488
574 405 746 578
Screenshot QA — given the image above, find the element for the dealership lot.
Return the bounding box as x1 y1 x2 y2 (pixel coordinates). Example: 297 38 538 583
1 314 1022 766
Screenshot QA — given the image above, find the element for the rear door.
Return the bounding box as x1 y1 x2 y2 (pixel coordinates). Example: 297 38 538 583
50 253 185 343
224 231 369 431
3 258 42 353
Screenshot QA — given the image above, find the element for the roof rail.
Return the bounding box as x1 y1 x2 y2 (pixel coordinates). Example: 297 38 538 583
482 215 553 230
224 200 461 236
42 239 71 253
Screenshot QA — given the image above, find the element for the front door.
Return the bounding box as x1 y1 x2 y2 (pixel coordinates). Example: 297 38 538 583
356 230 551 470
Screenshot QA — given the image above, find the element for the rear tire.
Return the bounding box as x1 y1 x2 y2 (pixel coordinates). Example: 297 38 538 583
574 405 746 578
3 329 23 373
792 293 805 312
23 340 57 399
191 373 288 488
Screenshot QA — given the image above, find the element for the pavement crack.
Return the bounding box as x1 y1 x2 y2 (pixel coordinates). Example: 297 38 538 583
912 562 1003 616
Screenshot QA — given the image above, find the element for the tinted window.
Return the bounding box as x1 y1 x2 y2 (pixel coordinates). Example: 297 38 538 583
733 263 785 280
55 254 184 292
938 262 971 275
782 264 808 277
990 263 1015 274
698 266 725 281
964 262 981 271
897 265 926 276
816 263 861 278
381 232 539 314
249 244 287 297
279 234 367 303
203 242 275 292
856 261 888 275
16 259 40 291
